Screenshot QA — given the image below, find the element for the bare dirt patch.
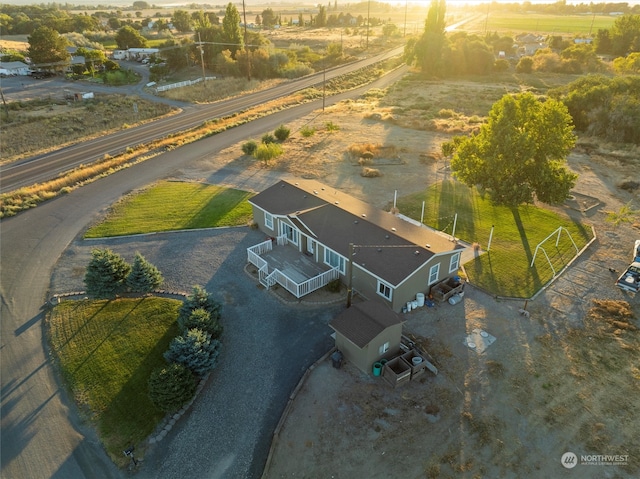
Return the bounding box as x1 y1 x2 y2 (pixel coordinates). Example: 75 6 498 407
176 79 640 478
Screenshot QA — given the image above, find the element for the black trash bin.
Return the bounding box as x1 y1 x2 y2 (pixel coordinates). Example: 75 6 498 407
331 350 343 369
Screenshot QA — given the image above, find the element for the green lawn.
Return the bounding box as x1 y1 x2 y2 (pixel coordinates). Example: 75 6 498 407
47 298 181 463
397 180 593 298
85 181 254 237
469 13 616 35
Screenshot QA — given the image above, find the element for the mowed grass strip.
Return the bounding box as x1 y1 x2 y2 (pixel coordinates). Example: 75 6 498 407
397 180 593 297
475 13 616 35
85 181 254 238
47 298 181 463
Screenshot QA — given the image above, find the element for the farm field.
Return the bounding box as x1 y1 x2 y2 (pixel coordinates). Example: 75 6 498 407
463 12 616 35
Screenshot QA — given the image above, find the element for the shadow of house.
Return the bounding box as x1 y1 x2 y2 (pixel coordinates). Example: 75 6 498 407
248 179 465 311
329 300 404 374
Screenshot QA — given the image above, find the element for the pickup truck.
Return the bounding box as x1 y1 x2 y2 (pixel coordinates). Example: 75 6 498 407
615 240 640 293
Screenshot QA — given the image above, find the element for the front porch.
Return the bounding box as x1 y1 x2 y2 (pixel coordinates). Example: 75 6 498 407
247 236 340 298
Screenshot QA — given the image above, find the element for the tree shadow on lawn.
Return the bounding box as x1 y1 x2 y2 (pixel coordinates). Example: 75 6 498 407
437 179 477 241
98 310 179 465
185 187 252 230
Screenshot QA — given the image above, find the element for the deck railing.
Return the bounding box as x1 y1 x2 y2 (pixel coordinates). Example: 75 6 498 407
246 241 339 298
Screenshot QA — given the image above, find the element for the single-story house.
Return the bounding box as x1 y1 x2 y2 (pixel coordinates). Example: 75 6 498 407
329 300 404 374
0 61 30 76
247 179 464 312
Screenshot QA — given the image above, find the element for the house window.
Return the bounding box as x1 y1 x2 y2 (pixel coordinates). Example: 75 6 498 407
280 223 298 245
428 263 440 285
265 212 273 230
377 280 392 301
379 341 389 355
324 249 345 274
449 253 460 273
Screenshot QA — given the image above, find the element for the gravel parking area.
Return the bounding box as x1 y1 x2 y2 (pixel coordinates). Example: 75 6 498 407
49 226 344 479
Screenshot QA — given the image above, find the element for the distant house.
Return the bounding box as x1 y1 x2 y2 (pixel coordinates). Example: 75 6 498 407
247 179 464 312
0 61 30 76
329 300 404 373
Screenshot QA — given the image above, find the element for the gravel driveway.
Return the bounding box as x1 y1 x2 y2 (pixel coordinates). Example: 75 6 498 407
50 226 344 479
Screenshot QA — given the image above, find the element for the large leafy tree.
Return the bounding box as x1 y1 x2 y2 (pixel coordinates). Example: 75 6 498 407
610 13 640 56
222 2 243 58
405 0 447 75
126 252 164 293
27 26 70 66
261 8 276 28
447 92 577 206
84 249 131 299
115 25 148 49
172 9 192 32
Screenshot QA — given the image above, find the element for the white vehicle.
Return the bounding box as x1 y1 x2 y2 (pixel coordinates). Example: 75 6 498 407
615 240 640 293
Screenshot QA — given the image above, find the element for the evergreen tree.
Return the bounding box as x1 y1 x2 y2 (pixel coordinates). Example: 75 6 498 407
178 285 221 324
126 252 163 293
148 362 197 412
164 328 222 377
179 308 223 340
84 249 131 299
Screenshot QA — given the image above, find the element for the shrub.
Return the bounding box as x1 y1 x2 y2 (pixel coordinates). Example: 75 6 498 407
300 126 316 137
361 167 381 177
242 140 258 155
516 56 533 73
361 151 374 160
437 109 457 119
619 180 639 192
493 59 510 72
148 362 197 412
325 278 341 293
164 328 222 377
254 142 284 164
84 248 131 299
325 121 340 132
274 124 290 142
126 252 163 293
281 64 314 79
261 133 276 144
179 308 223 340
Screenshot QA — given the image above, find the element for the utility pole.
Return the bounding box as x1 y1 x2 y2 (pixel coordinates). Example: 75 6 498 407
242 0 251 81
346 242 354 307
322 53 326 111
366 0 371 50
198 31 206 82
404 0 408 37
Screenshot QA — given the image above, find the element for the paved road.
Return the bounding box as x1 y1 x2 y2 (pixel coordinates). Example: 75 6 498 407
0 67 407 479
0 47 403 192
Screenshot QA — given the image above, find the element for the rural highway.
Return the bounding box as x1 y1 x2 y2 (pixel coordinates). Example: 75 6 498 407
0 60 408 479
0 46 403 193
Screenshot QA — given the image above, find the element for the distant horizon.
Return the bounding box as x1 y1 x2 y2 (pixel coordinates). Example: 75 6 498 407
1 0 639 6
